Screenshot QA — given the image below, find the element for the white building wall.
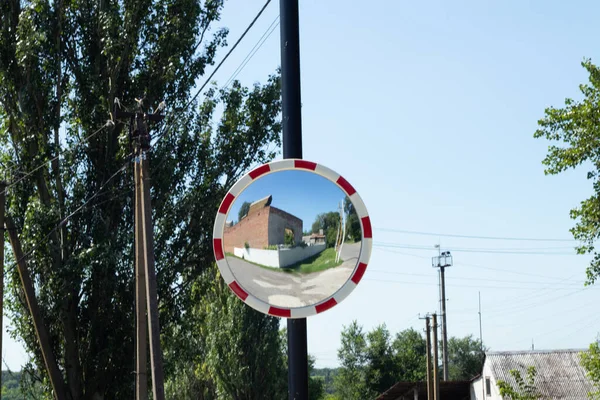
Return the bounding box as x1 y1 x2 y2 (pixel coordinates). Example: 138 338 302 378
471 362 503 400
233 247 280 267
233 244 326 268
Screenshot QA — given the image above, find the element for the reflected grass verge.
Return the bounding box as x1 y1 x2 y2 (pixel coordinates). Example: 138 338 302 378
285 247 343 274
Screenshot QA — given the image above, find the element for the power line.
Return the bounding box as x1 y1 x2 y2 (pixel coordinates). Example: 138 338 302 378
375 228 578 242
373 247 584 282
373 242 577 255
151 0 274 147
1 120 114 197
222 15 280 90
367 269 585 287
362 277 583 291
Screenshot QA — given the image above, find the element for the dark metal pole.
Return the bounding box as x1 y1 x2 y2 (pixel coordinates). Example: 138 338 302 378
280 1 307 399
280 0 303 159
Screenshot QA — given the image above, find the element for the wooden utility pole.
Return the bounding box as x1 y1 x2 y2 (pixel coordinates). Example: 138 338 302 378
134 140 148 400
0 182 5 400
139 142 165 400
6 216 67 400
114 103 164 400
432 313 440 400
425 315 433 400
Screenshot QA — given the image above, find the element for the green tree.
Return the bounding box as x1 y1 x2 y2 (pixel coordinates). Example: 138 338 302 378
333 321 376 400
344 196 361 242
392 328 427 382
311 367 339 397
285 229 295 246
496 366 541 400
446 335 486 381
365 324 396 395
534 59 600 283
238 201 251 222
312 212 340 248
204 269 287 399
580 341 600 399
165 264 287 400
0 0 281 397
308 356 326 400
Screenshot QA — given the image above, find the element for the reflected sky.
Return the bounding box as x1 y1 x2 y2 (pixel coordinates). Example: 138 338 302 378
228 170 346 230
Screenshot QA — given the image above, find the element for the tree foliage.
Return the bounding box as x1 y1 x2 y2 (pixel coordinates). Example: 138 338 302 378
311 212 340 248
344 196 361 242
392 328 427 382
497 366 541 400
332 322 485 399
333 321 376 400
580 341 600 399
165 264 287 400
446 335 486 381
238 201 251 222
534 59 600 283
0 0 282 397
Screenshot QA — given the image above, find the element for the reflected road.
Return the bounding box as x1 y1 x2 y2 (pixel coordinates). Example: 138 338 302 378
227 242 361 308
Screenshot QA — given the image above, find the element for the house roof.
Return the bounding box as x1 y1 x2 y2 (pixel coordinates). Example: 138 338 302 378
485 349 594 399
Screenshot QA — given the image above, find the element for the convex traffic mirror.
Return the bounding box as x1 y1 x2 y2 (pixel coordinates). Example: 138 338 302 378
213 160 372 318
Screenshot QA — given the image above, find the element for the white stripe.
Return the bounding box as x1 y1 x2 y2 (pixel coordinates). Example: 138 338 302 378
216 259 234 284
350 193 369 219
291 306 317 318
245 295 271 315
359 238 372 265
333 280 357 304
269 159 295 172
229 174 253 197
315 163 340 184
213 212 226 239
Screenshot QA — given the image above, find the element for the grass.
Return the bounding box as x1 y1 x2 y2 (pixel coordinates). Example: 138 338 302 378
225 247 343 275
286 247 343 274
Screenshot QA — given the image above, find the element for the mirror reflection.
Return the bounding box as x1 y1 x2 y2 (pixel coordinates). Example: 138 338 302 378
223 170 363 308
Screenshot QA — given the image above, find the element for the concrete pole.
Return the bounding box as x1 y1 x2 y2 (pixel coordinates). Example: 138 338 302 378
432 313 440 400
425 316 433 400
139 153 165 400
134 146 148 400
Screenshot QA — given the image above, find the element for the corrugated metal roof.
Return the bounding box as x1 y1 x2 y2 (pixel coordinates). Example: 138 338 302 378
486 349 594 399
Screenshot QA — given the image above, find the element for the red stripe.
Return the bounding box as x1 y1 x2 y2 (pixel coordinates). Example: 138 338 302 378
213 238 224 261
218 193 235 215
361 216 372 238
229 281 249 301
294 160 317 170
268 306 291 318
336 176 356 196
249 164 271 179
315 298 337 314
351 262 368 284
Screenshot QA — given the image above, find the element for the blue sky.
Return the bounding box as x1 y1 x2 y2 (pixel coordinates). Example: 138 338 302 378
228 170 345 232
5 0 600 372
213 0 600 368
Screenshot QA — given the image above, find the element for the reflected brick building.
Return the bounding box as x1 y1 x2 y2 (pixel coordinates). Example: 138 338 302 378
223 195 303 253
